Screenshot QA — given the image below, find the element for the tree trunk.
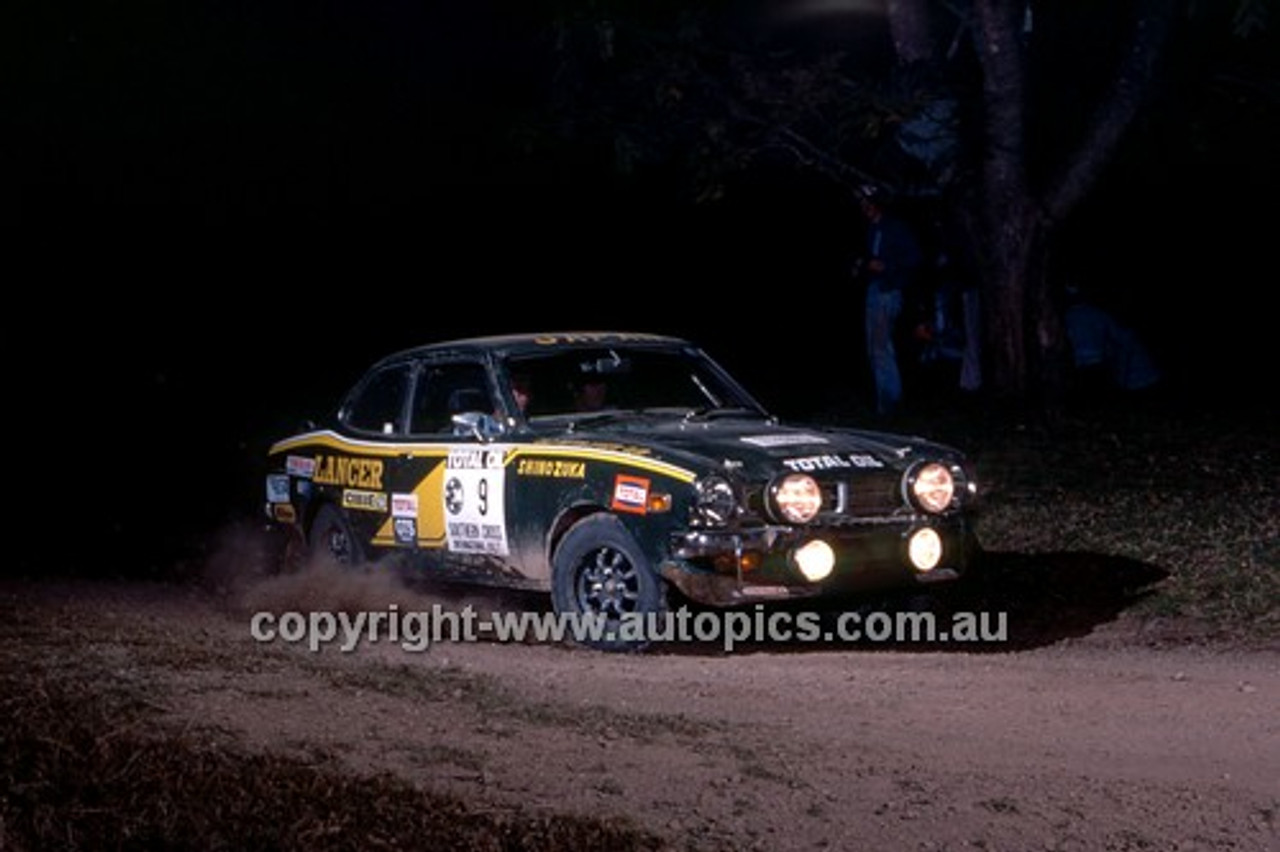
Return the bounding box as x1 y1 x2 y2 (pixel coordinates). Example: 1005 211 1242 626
1042 0 1179 222
1028 237 1069 424
973 0 1037 401
878 0 1181 415
967 0 1175 412
979 198 1042 400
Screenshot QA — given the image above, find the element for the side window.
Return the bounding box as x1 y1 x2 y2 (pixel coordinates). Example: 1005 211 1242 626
344 365 411 435
409 362 494 435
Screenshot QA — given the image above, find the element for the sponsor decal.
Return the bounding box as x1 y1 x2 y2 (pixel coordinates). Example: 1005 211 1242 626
446 519 508 555
532 332 663 346
313 455 385 490
391 493 419 518
271 503 297 523
265 474 291 503
444 444 510 556
393 517 417 545
782 453 884 472
447 447 506 470
518 441 695 483
444 477 465 515
611 474 651 515
342 489 389 512
741 433 830 448
516 458 587 479
285 455 316 478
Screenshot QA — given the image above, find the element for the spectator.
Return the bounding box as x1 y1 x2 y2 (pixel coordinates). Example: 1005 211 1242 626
854 186 924 416
1064 285 1161 392
925 213 983 394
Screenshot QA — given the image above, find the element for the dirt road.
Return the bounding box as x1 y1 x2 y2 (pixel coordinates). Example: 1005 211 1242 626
4 553 1277 851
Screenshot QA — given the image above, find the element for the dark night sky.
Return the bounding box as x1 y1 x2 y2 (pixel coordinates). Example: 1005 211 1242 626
6 1 1276 573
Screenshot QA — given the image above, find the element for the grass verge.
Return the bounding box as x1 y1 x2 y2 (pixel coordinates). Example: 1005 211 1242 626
899 395 1278 640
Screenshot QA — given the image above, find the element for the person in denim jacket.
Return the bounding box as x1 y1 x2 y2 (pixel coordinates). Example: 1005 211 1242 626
855 187 924 416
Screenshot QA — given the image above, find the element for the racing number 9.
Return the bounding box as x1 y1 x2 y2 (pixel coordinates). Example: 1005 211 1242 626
443 447 510 557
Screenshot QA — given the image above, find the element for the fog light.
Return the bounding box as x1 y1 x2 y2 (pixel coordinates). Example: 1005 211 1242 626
907 527 943 572
793 539 835 582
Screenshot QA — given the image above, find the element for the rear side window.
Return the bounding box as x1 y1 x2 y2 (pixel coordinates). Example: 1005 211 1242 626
344 365 411 435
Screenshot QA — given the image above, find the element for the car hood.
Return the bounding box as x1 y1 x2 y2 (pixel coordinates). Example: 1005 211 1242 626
530 415 964 480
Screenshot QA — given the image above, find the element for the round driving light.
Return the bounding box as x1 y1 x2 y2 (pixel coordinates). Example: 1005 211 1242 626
907 527 943 572
773 474 823 523
909 462 955 514
793 539 835 582
694 476 738 525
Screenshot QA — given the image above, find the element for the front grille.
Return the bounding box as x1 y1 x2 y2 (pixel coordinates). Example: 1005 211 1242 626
832 470 904 517
743 469 909 524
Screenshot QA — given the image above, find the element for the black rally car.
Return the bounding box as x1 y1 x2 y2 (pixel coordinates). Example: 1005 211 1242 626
264 333 979 636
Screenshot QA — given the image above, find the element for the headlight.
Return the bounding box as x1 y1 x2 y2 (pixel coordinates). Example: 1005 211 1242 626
770 474 823 524
693 476 738 525
907 462 955 514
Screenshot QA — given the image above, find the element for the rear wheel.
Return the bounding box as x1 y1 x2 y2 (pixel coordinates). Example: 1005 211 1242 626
551 514 668 652
278 525 308 574
308 503 364 567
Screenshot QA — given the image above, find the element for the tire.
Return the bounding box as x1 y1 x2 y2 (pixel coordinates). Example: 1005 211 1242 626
308 503 364 567
551 514 668 652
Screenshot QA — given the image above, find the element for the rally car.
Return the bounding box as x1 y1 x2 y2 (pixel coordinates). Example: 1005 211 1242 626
263 332 979 647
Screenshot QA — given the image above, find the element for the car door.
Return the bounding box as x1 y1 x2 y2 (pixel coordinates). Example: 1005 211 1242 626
397 358 515 580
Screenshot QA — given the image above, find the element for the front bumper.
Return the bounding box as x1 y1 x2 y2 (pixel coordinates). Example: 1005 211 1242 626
664 520 971 606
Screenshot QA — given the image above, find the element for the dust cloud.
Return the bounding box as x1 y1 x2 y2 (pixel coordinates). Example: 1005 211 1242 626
196 519 531 625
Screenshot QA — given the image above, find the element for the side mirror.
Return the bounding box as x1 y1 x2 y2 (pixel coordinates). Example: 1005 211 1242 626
451 411 504 442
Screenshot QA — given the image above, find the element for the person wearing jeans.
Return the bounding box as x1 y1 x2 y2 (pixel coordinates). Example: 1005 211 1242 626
865 280 905 415
857 187 923 416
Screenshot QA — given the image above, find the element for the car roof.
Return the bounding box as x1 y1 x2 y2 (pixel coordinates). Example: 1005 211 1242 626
376 332 693 365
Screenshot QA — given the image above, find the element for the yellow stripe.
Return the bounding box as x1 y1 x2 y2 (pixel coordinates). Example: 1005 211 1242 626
271 431 697 482
270 431 447 458
505 446 696 483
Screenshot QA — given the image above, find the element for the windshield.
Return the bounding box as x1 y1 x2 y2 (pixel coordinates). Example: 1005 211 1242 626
501 345 764 421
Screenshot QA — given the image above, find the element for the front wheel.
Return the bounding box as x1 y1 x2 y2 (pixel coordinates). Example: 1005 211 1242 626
551 514 668 652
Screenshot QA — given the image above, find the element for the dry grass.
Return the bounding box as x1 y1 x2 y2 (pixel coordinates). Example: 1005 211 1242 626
901 395 1279 638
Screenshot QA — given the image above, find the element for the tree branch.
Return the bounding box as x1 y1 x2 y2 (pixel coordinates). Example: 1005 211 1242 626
1042 0 1179 223
759 124 884 191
